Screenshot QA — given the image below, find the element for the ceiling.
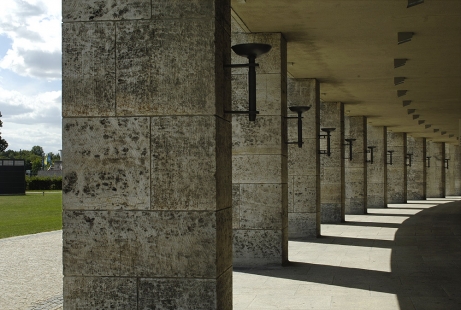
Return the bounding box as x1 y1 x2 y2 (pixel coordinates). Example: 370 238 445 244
231 0 461 144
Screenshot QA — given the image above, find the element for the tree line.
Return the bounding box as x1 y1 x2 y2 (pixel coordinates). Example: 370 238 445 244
0 146 61 175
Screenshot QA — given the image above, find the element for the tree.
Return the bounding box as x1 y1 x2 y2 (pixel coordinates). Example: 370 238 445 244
31 158 43 175
31 145 44 157
0 112 8 152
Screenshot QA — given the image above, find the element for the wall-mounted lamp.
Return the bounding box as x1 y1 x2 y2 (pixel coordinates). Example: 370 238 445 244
394 77 406 85
319 128 336 156
445 159 449 169
225 43 272 121
398 32 414 44
366 146 376 164
407 0 424 8
406 153 413 167
344 138 356 161
426 156 431 168
285 106 311 148
387 150 394 165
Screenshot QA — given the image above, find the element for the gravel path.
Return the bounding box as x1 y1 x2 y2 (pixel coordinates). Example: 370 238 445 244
0 231 63 310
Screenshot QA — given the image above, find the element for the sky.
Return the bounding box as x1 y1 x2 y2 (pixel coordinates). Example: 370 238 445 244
0 0 62 155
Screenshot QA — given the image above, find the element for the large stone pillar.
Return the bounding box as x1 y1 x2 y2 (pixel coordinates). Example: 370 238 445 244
344 116 367 214
287 79 320 238
406 136 426 200
231 33 288 267
62 1 232 308
453 145 461 195
320 102 345 223
445 144 460 196
367 125 388 208
386 132 407 203
426 141 446 197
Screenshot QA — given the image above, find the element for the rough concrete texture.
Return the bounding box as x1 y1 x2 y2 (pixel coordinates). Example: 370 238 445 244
344 116 367 215
445 144 460 196
426 141 446 198
62 0 233 308
232 32 288 267
406 136 426 200
386 132 407 204
320 102 345 223
453 145 461 195
287 79 321 238
367 125 387 208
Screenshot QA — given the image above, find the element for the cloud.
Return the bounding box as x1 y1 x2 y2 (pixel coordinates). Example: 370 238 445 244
0 0 61 80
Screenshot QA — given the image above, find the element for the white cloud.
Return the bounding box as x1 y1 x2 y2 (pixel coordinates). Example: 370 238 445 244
0 0 61 80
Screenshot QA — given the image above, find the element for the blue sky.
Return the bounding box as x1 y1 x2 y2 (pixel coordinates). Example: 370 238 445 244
0 0 62 155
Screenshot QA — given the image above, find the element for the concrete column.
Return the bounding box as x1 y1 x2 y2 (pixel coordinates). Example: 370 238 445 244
445 144 460 196
344 116 367 214
453 145 461 195
386 132 407 203
367 125 388 208
232 33 288 267
287 79 320 238
426 141 446 198
320 102 345 223
62 1 232 308
406 136 426 200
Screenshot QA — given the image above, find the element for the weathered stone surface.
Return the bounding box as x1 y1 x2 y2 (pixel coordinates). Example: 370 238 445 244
62 22 116 117
292 175 318 213
63 209 231 278
233 154 285 184
62 117 150 210
116 19 228 117
151 116 231 211
367 125 387 208
63 0 150 21
321 203 342 223
289 141 318 175
233 229 284 267
387 131 407 205
426 141 445 197
288 212 320 238
63 276 137 309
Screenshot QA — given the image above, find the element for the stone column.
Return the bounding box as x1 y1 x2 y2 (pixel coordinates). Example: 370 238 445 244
386 132 407 203
453 145 461 195
406 136 426 200
62 1 232 308
320 102 345 223
445 144 460 196
344 116 367 214
287 79 320 238
232 33 288 267
426 141 446 198
367 125 388 208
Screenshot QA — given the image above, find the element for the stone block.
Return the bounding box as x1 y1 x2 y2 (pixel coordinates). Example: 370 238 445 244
238 183 286 230
233 154 285 184
367 196 385 208
289 141 318 175
62 117 150 210
345 198 366 215
62 22 116 117
320 151 342 167
63 0 150 21
288 176 294 213
63 209 231 278
232 184 241 229
321 203 342 223
151 116 231 211
367 182 385 196
116 19 227 116
63 276 137 309
321 167 342 184
320 183 342 203
288 212 319 238
292 175 318 213
233 229 284 267
232 116 284 155
345 181 365 198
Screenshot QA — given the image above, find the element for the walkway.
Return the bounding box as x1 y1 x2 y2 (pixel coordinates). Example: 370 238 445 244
0 198 459 310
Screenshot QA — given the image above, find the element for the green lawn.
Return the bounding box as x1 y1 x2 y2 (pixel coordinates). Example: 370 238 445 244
0 191 62 239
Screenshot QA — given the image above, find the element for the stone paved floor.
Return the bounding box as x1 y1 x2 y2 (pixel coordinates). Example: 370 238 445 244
0 197 459 309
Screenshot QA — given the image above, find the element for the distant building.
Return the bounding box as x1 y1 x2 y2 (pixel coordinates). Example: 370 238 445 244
0 159 25 195
37 160 62 177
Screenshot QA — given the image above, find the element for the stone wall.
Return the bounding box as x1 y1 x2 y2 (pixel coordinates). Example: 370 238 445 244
367 125 387 208
386 132 407 203
406 136 426 200
426 141 445 198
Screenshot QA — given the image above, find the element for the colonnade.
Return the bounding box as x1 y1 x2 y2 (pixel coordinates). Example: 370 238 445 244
62 1 461 307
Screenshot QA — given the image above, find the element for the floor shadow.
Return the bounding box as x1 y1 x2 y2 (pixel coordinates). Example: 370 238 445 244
341 221 401 228
290 235 394 248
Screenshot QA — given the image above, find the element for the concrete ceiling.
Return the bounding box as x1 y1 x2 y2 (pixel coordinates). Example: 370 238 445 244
231 0 461 144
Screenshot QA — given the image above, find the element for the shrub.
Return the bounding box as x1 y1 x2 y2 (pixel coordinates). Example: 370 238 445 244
26 176 62 190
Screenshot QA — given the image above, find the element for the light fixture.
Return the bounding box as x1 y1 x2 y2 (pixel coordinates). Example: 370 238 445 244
387 150 394 165
407 0 424 8
394 77 406 85
286 106 311 148
319 128 336 156
407 109 416 114
397 90 408 97
403 100 412 107
426 156 431 167
344 138 356 161
398 32 414 44
225 43 272 121
445 159 449 169
394 59 408 68
366 146 376 164
406 153 413 167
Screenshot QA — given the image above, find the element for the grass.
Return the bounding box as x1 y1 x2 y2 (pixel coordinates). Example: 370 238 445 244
0 191 62 239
